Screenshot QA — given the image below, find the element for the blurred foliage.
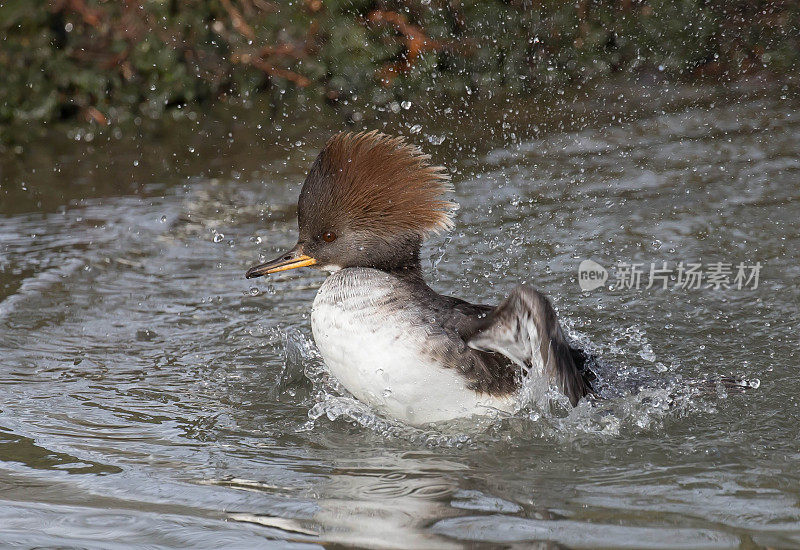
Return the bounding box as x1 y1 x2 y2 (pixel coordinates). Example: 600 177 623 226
0 0 798 126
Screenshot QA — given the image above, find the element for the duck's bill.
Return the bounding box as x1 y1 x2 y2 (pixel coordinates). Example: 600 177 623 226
245 246 316 278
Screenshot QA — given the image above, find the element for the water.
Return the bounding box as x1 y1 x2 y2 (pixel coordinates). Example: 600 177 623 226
1 82 798 548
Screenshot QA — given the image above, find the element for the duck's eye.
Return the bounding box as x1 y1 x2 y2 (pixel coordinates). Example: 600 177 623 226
322 231 337 243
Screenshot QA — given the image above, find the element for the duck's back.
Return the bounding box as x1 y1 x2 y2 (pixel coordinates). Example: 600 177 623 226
311 267 517 425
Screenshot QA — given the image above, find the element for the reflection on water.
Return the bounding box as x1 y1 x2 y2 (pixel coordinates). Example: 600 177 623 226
1 82 799 548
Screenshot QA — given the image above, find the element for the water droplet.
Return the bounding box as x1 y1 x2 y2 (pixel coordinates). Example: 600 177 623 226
136 329 158 341
382 388 392 398
638 344 656 362
401 100 411 110
160 215 167 223
213 233 224 243
249 287 260 296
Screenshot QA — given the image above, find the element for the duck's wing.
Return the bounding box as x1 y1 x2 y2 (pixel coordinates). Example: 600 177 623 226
465 284 593 406
426 298 519 395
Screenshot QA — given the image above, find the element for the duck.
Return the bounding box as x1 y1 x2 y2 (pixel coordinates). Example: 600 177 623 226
246 130 596 426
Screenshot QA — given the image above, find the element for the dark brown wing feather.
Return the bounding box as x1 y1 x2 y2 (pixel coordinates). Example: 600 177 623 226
398 275 594 401
465 284 594 406
398 279 518 395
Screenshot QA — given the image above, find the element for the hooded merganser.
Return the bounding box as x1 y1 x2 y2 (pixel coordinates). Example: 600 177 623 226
246 131 595 426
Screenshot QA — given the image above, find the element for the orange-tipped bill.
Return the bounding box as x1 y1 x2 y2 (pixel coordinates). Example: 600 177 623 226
246 245 316 278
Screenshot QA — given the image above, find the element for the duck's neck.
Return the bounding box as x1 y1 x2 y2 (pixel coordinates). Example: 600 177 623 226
360 234 425 280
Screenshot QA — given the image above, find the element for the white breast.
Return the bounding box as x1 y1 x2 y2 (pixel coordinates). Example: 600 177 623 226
310 268 516 426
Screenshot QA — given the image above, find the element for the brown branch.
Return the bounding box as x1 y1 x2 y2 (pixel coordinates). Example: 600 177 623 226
219 0 256 41
368 10 440 61
250 60 311 87
367 10 441 85
82 106 108 125
252 0 278 12
52 0 104 27
216 0 315 88
304 0 322 13
232 53 311 87
258 42 301 58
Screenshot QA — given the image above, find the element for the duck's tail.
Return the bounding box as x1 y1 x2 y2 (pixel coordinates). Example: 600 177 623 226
566 346 759 402
686 376 760 395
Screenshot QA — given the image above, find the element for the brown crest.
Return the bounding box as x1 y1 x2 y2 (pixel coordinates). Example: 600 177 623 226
299 130 456 238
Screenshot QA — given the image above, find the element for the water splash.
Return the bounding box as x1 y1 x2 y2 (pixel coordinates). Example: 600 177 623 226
286 320 750 446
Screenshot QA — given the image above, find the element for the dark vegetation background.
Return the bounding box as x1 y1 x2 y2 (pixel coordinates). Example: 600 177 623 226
0 0 798 135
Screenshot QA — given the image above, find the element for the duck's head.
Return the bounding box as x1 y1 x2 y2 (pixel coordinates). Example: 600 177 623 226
246 130 455 278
